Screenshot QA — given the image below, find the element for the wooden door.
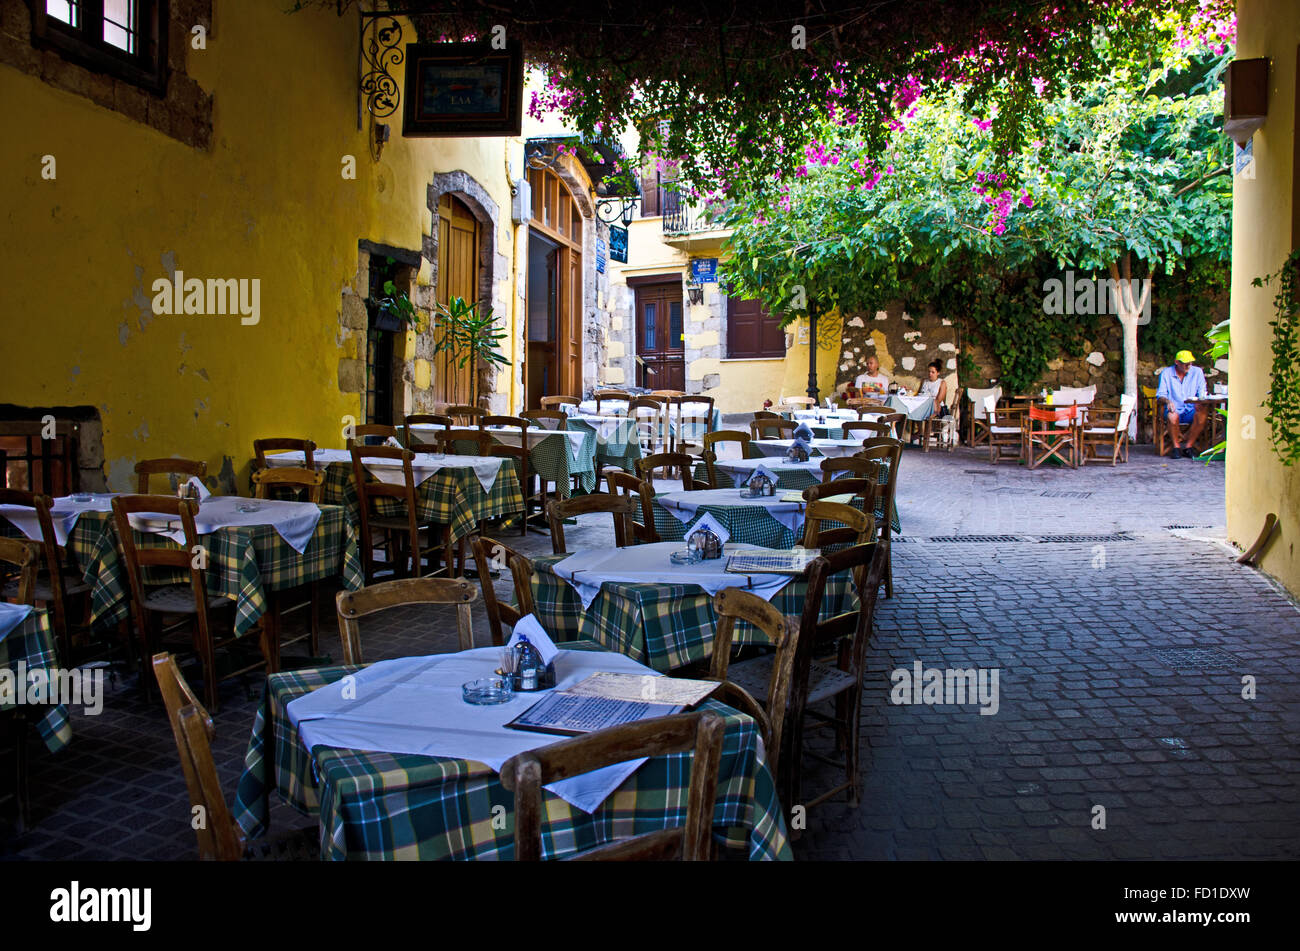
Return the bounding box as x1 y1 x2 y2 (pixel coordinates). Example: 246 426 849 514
561 242 583 396
635 282 685 390
436 193 480 406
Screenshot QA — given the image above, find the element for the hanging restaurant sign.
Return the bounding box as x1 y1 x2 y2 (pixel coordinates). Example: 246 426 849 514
402 41 524 137
608 226 629 263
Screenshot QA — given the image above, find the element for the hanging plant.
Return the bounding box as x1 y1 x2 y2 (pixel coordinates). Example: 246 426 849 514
371 280 421 332
1252 250 1300 466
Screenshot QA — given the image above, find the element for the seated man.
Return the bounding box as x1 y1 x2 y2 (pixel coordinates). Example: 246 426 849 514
854 355 890 397
1156 349 1209 458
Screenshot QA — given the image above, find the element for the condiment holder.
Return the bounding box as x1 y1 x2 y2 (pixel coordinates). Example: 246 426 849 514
687 524 723 560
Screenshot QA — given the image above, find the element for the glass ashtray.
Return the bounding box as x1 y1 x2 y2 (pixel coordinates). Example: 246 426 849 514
462 678 513 705
70 492 94 502
669 549 702 566
236 501 262 513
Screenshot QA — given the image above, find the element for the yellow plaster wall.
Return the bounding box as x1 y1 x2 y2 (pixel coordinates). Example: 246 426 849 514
780 312 844 402
0 2 517 489
1228 0 1300 596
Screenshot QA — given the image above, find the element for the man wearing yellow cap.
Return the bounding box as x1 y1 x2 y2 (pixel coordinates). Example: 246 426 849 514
1156 349 1209 457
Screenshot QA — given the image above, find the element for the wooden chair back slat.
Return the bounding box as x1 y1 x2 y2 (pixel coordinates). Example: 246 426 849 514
349 445 421 582
603 469 658 543
135 458 206 494
252 438 316 470
0 535 39 605
540 395 579 410
251 466 324 502
443 405 486 426
750 419 796 441
334 576 479 664
471 535 535 646
634 452 704 490
404 414 453 451
546 494 634 554
802 501 875 549
500 711 725 861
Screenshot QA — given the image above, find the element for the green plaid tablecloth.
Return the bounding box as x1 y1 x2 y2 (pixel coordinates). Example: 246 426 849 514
232 660 791 860
0 608 72 753
450 429 597 497
650 498 798 549
82 504 363 638
324 461 525 541
531 554 852 672
566 416 642 472
694 461 902 535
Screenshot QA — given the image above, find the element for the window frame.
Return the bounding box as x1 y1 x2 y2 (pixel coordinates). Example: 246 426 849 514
31 0 169 96
726 293 787 359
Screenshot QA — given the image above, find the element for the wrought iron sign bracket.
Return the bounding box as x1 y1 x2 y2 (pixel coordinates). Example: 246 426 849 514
358 8 413 131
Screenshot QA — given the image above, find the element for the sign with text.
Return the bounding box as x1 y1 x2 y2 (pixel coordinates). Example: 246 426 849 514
609 226 628 263
690 258 719 283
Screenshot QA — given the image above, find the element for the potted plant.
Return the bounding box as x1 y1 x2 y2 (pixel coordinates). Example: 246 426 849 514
432 296 511 406
369 279 420 333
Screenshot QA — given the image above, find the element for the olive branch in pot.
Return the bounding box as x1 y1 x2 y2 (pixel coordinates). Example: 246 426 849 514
432 297 511 406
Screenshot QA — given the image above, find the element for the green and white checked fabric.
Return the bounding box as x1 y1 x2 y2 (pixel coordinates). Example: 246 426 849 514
566 416 643 472
0 608 72 753
450 430 597 497
650 499 797 549
693 461 902 534
231 659 791 860
326 461 525 541
82 505 363 638
531 554 853 672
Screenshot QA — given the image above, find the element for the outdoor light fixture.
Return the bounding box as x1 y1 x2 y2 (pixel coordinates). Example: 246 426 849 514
594 182 639 225
686 278 704 305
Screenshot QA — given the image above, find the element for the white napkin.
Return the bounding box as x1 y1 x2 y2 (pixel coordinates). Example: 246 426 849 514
686 511 731 546
287 647 664 813
184 476 211 500
0 603 34 643
752 464 778 485
505 613 559 666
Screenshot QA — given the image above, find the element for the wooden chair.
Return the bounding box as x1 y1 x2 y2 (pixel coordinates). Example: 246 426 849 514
820 454 878 483
840 420 893 442
1139 384 1160 444
470 536 536 647
594 389 631 414
250 468 326 657
252 438 316 471
345 424 400 449
135 458 206 494
1081 394 1136 466
151 652 245 861
855 441 901 598
784 541 889 810
986 396 1026 464
1023 404 1080 470
920 386 961 453
499 710 725 861
669 395 715 455
444 405 486 426
802 501 875 549
540 395 579 411
545 494 634 555
0 488 93 664
112 495 258 712
705 588 797 789
750 419 796 442
863 411 907 439
635 452 707 491
752 410 780 421
1153 394 1215 457
404 414 453 451
781 396 816 410
250 466 323 503
846 398 890 414
627 397 666 454
348 445 452 583
604 469 659 544
521 409 569 430
335 576 478 664
0 535 38 606
699 431 751 488
482 416 536 536
965 386 1002 447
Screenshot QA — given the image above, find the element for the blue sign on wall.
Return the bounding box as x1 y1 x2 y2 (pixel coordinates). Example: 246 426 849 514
609 226 628 263
595 237 606 274
691 257 718 282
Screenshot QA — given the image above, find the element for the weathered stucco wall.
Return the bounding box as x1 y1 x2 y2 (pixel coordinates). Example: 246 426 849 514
0 2 520 489
1228 0 1300 598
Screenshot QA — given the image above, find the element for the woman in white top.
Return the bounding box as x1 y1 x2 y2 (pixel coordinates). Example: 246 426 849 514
920 359 948 417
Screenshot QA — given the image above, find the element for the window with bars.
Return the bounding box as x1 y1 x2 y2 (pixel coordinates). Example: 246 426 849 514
32 0 168 94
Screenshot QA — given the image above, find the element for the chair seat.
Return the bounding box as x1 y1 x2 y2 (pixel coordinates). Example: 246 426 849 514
989 426 1021 434
2 571 92 602
143 585 232 614
728 653 858 708
1085 427 1118 434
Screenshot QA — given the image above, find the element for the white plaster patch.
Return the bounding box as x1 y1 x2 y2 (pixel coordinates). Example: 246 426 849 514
901 357 916 371
947 358 957 369
913 343 927 350
941 318 952 326
848 316 864 328
938 342 957 352
1086 351 1105 366
874 311 888 321
903 331 922 341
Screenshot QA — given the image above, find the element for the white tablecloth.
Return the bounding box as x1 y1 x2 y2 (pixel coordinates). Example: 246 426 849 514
751 438 864 460
267 448 504 494
286 646 668 813
568 415 637 443
132 496 323 554
711 458 827 487
656 489 806 533
552 541 789 610
889 394 934 421
0 493 117 546
446 426 589 458
0 602 34 643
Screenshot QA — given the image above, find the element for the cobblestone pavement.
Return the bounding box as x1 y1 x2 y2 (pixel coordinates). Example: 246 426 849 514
4 445 1297 860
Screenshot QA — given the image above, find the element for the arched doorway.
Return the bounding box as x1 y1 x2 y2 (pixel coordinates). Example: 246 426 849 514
526 165 584 407
434 192 482 406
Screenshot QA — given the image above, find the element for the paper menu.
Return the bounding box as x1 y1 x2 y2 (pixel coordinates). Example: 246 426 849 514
688 511 731 545
505 613 559 666
564 672 718 707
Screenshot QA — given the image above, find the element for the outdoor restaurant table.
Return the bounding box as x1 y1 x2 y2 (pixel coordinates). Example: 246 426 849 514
0 605 73 752
751 438 866 459
651 487 804 548
439 426 598 496
573 399 723 433
266 448 525 544
81 497 363 638
565 414 643 471
530 541 853 672
888 393 934 421
231 643 791 860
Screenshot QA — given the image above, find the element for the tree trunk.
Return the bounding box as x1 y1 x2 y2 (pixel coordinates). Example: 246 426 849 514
1108 253 1153 439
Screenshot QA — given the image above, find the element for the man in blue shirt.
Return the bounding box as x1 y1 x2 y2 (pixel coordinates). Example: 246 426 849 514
1156 349 1209 457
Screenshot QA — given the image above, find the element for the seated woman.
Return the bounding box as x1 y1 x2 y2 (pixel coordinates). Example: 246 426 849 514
920 360 948 417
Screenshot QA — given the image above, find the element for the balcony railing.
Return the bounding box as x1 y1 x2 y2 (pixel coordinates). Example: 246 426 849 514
661 187 693 234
